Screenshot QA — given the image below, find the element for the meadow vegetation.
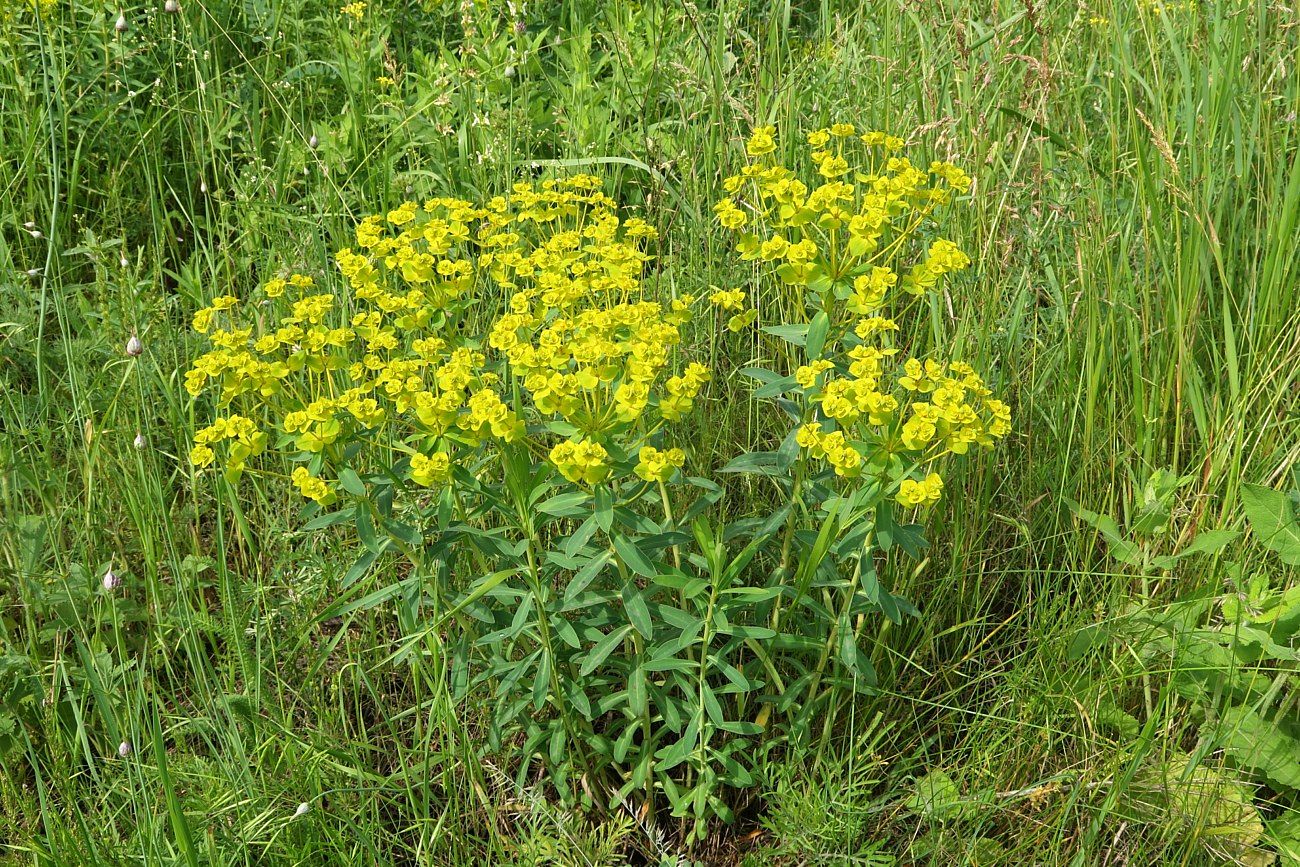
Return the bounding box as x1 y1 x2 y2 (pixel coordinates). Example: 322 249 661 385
1 1 1299 864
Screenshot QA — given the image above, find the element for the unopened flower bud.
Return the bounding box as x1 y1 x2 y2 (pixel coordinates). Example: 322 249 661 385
200 181 207 193
308 133 318 149
126 335 143 357
103 567 121 590
26 268 40 277
293 802 310 818
503 65 515 79
29 229 43 239
120 255 129 268
23 221 35 229
134 432 146 450
118 740 132 757
165 0 179 11
115 13 127 32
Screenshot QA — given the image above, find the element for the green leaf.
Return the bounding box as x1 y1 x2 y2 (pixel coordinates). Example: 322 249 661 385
715 624 775 639
1067 500 1142 564
906 770 967 821
701 683 726 726
316 575 420 621
537 491 591 518
594 486 613 532
838 626 877 686
739 366 782 384
1178 528 1239 558
337 467 366 497
383 518 421 548
759 323 808 346
718 451 786 477
628 665 647 716
805 311 830 360
622 582 654 639
652 572 709 598
1211 705 1300 790
876 507 928 560
579 625 633 676
564 551 612 603
613 536 657 578
532 651 550 711
355 504 381 554
301 509 354 531
655 719 699 771
342 549 378 588
754 375 799 399
1066 623 1111 661
1241 483 1300 565
441 569 519 624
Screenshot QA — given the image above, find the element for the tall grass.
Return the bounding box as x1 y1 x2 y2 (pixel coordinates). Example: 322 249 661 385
2 0 1297 864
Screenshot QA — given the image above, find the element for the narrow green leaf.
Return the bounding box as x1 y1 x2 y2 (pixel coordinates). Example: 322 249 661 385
337 467 366 496
579 625 633 676
613 535 657 578
805 311 830 360
622 582 654 639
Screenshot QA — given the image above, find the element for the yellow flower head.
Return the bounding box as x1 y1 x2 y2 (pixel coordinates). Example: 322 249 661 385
897 473 943 508
746 126 777 158
292 467 337 505
410 451 451 487
550 439 611 486
634 446 685 483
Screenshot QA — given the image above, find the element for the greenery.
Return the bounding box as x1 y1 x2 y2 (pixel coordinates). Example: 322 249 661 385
2 1 1298 864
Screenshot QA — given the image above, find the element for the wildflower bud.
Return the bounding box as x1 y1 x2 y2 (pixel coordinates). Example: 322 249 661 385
200 181 207 193
293 802 310 819
23 221 35 229
115 12 127 32
102 567 121 590
26 268 40 277
120 255 129 268
165 0 179 11
126 335 143 357
134 432 146 450
503 65 515 79
29 229 43 239
118 740 132 758
308 133 318 149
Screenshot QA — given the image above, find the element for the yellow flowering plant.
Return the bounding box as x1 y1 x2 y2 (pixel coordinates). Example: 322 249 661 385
185 124 1009 837
707 122 1010 764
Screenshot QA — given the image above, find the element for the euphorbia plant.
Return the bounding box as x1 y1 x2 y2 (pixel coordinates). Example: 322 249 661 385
185 125 1008 840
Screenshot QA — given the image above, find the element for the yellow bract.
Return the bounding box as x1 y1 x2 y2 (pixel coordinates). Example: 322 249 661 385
186 176 702 501
634 446 685 483
897 473 943 508
717 124 1009 508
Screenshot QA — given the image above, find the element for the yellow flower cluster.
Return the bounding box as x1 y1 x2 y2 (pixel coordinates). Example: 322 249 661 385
550 440 610 486
897 473 943 508
292 467 337 505
719 122 972 293
634 446 686 483
716 124 1008 508
410 452 451 487
190 415 267 481
796 423 863 477
186 176 706 503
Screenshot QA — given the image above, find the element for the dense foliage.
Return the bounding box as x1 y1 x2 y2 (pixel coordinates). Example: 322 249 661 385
2 0 1298 864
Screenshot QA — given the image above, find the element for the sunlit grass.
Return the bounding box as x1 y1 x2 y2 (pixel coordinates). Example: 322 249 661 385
1 0 1297 864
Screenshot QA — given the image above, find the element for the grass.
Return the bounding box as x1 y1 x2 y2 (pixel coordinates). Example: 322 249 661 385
2 0 1299 864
